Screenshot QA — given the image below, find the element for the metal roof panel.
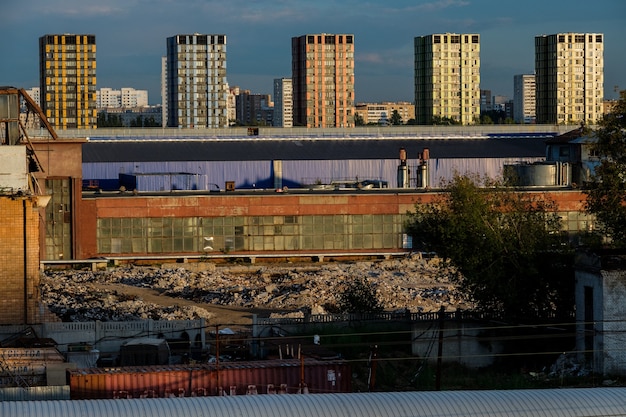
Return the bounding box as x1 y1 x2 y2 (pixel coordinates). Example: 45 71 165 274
3 388 626 417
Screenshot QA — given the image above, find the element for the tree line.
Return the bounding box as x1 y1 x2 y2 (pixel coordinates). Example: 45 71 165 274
341 91 626 321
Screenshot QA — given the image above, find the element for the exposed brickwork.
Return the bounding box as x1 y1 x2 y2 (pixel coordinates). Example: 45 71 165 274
78 190 587 259
0 197 43 324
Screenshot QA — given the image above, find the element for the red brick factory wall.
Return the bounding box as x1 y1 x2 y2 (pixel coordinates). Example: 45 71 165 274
76 190 586 259
0 197 44 324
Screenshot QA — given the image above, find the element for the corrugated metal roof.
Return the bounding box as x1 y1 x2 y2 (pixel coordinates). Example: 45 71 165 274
0 385 70 401
2 388 626 417
82 137 549 163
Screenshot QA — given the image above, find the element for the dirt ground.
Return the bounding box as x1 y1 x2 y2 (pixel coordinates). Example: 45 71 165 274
88 281 274 328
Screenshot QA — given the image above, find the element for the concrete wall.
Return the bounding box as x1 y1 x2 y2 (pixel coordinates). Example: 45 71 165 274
411 320 504 369
0 319 205 358
576 259 626 376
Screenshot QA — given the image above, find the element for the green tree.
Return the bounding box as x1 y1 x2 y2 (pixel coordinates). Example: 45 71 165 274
390 110 403 126
337 277 383 314
97 112 123 127
480 114 494 125
405 175 572 319
431 116 461 125
354 113 365 126
585 90 626 246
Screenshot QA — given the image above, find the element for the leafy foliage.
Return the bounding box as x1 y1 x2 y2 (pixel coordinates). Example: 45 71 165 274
584 90 626 247
390 110 403 125
405 175 572 319
337 277 384 314
430 116 462 125
97 112 123 127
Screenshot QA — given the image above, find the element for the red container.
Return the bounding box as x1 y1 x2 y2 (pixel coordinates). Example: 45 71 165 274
68 359 351 399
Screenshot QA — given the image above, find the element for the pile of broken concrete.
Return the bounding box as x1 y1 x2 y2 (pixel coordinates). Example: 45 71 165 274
41 254 474 322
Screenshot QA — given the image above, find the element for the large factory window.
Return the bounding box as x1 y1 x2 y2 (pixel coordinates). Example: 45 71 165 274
97 213 405 256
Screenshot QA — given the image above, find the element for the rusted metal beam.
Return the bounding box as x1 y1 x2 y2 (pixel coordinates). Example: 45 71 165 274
18 88 58 141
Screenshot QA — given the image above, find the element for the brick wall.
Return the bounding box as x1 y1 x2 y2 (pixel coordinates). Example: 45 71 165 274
0 197 42 324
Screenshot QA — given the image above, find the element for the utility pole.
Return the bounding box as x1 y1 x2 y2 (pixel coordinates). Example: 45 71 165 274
435 306 445 390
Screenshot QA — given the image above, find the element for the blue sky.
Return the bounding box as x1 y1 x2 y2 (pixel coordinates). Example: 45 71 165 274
1 0 624 105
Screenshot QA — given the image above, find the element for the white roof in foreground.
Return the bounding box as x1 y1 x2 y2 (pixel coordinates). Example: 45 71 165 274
2 389 626 417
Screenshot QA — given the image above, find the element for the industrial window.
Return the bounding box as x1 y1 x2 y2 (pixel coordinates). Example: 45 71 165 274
97 213 405 255
596 35 602 42
433 35 440 44
472 35 479 43
346 35 353 44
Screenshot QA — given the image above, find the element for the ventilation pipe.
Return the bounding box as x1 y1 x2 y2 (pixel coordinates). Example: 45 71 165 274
397 147 410 188
417 148 430 189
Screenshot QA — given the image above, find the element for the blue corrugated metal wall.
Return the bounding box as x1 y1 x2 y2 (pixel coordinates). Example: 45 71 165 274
82 157 543 191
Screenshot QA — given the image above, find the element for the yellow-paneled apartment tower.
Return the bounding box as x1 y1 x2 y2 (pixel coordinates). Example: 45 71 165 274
535 33 604 125
39 34 97 129
292 34 355 128
414 33 480 125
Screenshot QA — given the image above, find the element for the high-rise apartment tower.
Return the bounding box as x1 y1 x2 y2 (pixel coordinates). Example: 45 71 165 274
513 74 536 124
414 33 480 125
291 34 355 128
165 34 228 128
273 78 293 127
39 34 97 129
535 33 604 124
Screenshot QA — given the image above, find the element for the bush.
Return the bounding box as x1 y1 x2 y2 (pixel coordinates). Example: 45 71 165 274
337 277 383 313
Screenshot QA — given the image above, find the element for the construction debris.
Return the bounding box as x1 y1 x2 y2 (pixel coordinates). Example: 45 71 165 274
41 254 473 322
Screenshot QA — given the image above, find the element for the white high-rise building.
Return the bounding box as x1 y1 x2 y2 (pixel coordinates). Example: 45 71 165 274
414 33 481 125
165 34 228 128
513 74 536 124
273 78 293 127
535 33 604 125
97 88 121 108
23 87 40 108
161 56 168 127
121 88 148 108
96 88 148 109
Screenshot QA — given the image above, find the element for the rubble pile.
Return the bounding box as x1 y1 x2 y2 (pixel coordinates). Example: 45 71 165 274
41 273 215 322
41 254 474 322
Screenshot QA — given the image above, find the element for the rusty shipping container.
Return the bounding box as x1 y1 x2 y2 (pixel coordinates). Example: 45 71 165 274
68 359 351 399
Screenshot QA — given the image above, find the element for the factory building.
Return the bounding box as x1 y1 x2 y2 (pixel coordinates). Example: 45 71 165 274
0 87 84 324
2 98 592 298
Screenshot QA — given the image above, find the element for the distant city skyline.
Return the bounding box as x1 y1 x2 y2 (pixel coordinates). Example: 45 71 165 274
1 0 625 105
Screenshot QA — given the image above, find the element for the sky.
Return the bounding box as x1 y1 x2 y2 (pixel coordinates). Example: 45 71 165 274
1 0 625 105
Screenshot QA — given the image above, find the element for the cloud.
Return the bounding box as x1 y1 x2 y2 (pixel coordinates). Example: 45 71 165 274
358 53 385 65
32 0 127 17
383 0 471 13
